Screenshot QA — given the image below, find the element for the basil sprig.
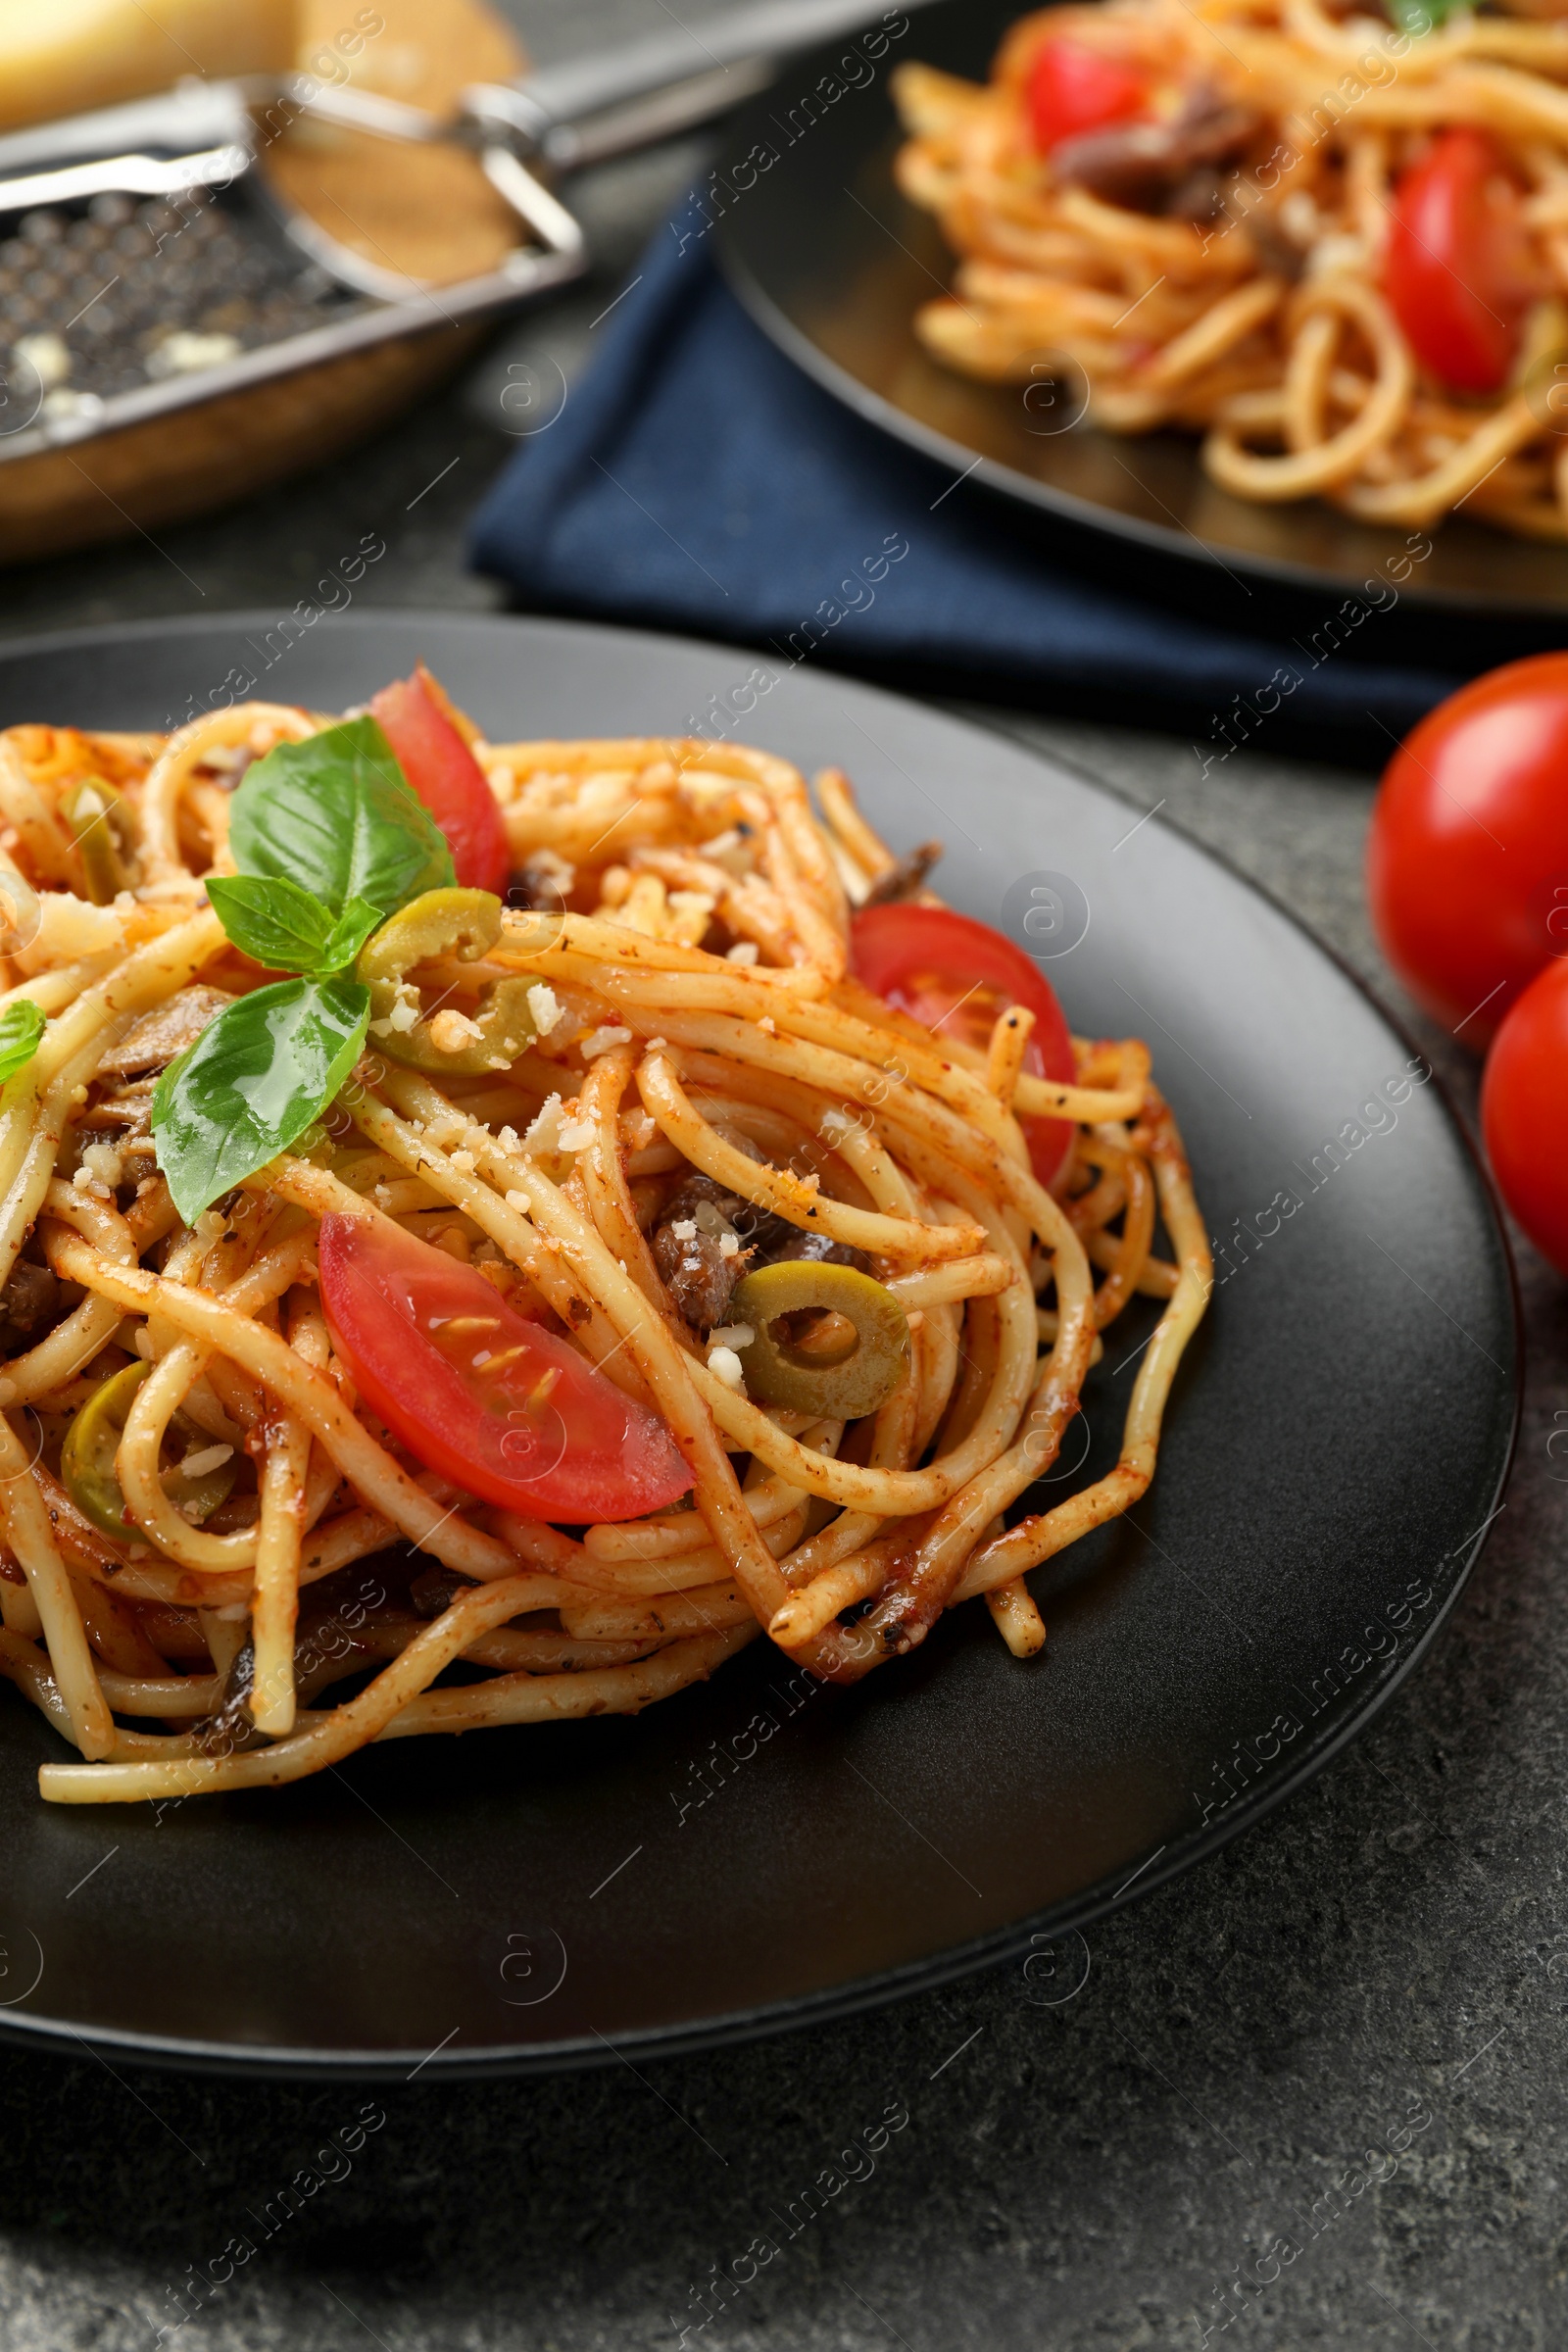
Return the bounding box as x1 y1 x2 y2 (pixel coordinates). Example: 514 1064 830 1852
0 999 44 1087
153 716 458 1223
204 877 383 980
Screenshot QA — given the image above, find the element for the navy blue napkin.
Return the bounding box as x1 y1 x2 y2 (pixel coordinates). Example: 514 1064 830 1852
469 217 1460 759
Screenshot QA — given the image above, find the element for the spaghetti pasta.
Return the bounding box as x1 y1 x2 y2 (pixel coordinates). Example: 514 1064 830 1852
0 693 1209 1805
894 0 1568 534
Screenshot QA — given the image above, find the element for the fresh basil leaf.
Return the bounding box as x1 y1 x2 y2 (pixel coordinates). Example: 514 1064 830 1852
207 874 338 974
205 876 384 979
151 977 370 1223
0 998 44 1085
228 716 454 918
318 895 384 975
1386 0 1451 31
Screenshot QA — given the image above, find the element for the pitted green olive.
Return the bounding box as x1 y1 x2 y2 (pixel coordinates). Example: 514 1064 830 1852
61 1361 236 1541
357 887 540 1076
728 1259 909 1418
61 780 135 905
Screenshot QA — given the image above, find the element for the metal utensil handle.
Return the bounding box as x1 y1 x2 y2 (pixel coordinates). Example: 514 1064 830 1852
0 83 257 178
488 0 934 151
0 141 251 217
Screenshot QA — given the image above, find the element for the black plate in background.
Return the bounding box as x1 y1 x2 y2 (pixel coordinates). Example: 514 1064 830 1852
0 612 1517 2076
714 0 1568 647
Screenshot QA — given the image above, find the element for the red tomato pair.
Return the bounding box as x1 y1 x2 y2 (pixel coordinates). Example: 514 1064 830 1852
1369 653 1568 1273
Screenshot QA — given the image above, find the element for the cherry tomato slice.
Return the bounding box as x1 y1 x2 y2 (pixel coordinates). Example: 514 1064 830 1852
1368 651 1568 1041
1025 37 1150 154
318 1213 691 1522
850 903 1076 1187
1481 957 1568 1274
1385 128 1530 395
369 667 511 897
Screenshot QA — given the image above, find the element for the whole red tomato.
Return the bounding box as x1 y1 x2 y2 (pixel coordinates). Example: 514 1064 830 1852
1481 958 1568 1272
1367 652 1568 1043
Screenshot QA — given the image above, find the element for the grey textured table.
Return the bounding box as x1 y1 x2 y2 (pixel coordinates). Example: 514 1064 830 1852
1 6 1563 2347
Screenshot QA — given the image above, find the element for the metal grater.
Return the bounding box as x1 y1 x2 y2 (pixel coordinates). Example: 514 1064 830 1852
0 189 364 430
0 1 930 493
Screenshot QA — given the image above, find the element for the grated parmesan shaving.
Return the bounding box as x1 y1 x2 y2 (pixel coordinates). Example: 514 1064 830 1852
707 1345 747 1394
524 1093 564 1152
579 1025 634 1060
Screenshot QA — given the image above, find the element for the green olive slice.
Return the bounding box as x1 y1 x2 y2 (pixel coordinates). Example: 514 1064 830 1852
728 1260 909 1419
61 1361 236 1541
60 780 135 905
357 887 540 1075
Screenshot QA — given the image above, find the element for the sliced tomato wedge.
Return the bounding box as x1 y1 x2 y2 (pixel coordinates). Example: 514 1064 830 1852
318 1213 690 1522
369 666 511 897
850 903 1076 1187
1024 36 1150 154
1385 128 1531 395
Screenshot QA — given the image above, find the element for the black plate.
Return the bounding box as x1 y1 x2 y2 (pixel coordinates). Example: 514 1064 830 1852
714 0 1568 629
0 612 1516 2077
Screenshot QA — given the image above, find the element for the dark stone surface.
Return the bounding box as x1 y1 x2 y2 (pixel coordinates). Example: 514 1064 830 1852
1 5 1563 2346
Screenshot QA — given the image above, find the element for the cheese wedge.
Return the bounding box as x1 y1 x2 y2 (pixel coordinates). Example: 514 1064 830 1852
0 0 298 132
